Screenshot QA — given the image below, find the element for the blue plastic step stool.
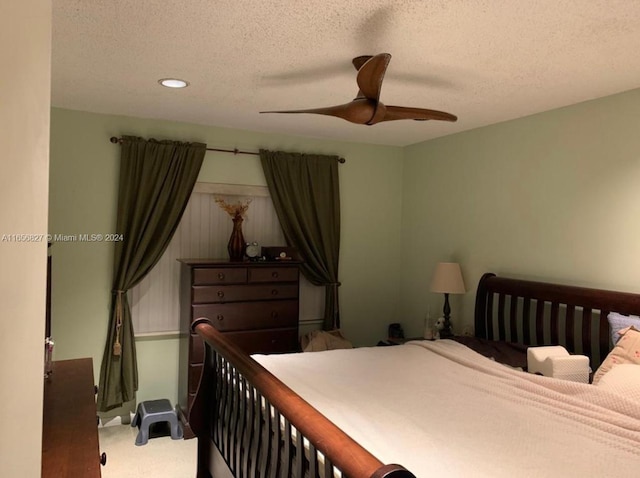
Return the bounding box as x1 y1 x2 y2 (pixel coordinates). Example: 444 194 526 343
131 399 183 446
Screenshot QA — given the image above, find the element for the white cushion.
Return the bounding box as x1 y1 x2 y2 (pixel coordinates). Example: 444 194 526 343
527 346 568 375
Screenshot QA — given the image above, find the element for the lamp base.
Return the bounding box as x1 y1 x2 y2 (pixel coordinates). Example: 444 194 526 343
440 293 454 339
439 325 454 339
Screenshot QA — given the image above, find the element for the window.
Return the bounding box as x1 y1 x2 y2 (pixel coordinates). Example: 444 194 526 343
130 183 324 336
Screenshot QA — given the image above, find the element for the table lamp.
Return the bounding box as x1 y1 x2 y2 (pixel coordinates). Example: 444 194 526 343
430 262 466 338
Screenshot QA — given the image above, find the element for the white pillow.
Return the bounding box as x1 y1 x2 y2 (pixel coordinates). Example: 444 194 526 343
596 364 640 401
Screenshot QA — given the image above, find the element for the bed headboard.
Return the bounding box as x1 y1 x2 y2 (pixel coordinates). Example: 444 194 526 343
474 273 640 369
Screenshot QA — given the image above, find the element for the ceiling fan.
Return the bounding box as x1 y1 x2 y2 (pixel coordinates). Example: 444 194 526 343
261 53 457 125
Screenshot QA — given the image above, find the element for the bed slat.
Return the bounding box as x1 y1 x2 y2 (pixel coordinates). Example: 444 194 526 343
509 296 518 343
282 420 293 478
522 297 531 344
213 354 222 447
232 366 241 468
486 292 494 341
308 443 319 478
581 308 592 359
550 302 560 345
268 409 282 478
564 305 575 351
237 378 246 477
222 361 231 460
241 381 253 477
258 401 272 478
249 388 263 478
324 456 334 478
497 294 506 341
535 300 545 344
295 426 304 478
598 310 610 370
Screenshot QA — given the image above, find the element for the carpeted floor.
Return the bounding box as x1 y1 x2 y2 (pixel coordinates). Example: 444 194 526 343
99 424 197 477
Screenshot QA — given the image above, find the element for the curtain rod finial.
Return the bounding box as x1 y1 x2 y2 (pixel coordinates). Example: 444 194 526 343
110 136 120 144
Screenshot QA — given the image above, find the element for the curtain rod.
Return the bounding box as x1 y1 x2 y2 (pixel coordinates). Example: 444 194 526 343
109 137 346 163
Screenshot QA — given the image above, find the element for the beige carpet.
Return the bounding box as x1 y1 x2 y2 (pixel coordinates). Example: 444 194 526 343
99 424 197 477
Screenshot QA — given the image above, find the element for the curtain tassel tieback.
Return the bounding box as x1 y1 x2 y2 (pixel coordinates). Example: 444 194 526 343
113 290 126 356
327 282 341 330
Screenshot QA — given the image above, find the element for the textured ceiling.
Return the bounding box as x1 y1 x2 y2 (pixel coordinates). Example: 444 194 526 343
52 0 640 147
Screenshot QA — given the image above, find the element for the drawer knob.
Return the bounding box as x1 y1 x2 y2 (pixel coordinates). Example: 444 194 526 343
271 289 278 296
218 272 225 280
217 291 224 298
217 314 224 321
271 311 278 319
272 271 279 278
271 339 277 344
100 452 107 466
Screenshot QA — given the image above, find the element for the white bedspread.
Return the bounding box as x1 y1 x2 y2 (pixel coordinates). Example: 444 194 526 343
253 340 640 478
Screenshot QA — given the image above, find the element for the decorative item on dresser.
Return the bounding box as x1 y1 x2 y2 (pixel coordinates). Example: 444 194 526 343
177 259 302 438
214 196 252 261
42 358 105 478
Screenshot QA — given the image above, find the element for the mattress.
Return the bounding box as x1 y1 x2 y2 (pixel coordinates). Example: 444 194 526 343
253 339 640 478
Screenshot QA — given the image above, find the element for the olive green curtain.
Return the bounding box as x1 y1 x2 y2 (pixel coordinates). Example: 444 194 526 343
97 136 206 412
259 149 341 330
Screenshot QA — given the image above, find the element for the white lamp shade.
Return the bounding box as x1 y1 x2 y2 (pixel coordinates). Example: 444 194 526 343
430 262 466 294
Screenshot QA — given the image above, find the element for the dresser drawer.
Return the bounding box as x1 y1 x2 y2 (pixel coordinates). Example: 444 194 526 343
192 300 298 331
248 267 299 283
192 284 299 303
193 267 247 285
226 327 299 354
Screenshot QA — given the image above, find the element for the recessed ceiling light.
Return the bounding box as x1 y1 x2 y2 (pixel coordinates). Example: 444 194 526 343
158 78 189 88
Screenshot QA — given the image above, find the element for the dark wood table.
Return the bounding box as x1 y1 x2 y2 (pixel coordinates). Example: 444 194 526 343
42 358 103 477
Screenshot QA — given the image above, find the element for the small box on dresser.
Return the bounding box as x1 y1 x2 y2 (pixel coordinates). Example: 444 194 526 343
177 259 302 438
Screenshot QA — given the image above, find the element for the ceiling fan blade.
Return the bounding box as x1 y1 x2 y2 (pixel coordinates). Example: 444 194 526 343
381 105 458 122
261 99 377 125
352 55 372 71
356 53 391 102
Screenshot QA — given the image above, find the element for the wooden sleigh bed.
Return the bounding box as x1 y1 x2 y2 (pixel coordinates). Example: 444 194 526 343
189 272 640 478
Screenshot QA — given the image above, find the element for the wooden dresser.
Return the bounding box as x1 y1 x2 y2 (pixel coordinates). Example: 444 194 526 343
42 358 104 477
177 259 301 437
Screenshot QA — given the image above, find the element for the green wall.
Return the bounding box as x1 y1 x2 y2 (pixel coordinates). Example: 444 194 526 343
49 108 404 407
401 88 640 337
51 88 640 407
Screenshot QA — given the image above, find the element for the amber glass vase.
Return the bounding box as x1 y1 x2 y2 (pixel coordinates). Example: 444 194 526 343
228 214 245 261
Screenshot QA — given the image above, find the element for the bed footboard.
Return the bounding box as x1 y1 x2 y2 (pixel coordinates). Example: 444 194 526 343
191 318 415 478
